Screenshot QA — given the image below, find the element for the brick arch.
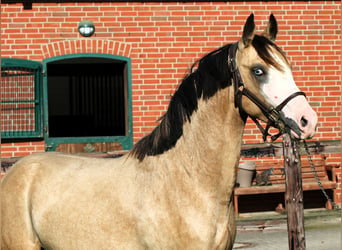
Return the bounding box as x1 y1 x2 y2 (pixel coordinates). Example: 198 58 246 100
42 39 131 58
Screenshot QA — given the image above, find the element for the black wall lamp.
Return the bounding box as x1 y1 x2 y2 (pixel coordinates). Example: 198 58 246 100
78 20 95 37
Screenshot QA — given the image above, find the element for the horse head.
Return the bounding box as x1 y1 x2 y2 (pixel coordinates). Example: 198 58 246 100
232 14 318 140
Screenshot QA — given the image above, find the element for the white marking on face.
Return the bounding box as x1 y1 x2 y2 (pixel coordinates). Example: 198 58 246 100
260 50 317 139
261 53 299 107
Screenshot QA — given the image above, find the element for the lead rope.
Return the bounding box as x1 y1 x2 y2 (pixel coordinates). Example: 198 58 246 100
303 140 340 210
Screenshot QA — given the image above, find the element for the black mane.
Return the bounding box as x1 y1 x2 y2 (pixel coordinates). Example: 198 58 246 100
130 44 232 161
130 35 285 161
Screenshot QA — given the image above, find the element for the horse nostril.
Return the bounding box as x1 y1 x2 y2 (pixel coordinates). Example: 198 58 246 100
301 117 308 127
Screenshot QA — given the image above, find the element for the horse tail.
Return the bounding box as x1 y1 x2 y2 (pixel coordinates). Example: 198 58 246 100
1 158 42 250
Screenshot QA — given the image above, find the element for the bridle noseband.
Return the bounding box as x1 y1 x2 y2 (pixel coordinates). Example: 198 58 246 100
228 42 306 141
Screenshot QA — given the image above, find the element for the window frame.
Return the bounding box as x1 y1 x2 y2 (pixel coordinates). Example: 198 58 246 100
1 58 44 139
43 53 133 152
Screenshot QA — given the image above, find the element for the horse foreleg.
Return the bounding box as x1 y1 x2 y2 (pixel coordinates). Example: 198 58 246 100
226 200 236 250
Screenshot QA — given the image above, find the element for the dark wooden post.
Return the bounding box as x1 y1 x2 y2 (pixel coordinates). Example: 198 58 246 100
282 133 306 250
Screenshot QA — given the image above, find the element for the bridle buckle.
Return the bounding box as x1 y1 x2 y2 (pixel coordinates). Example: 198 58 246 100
228 57 238 72
268 108 280 123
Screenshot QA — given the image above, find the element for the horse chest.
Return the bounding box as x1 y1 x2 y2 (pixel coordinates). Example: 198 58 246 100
136 200 232 250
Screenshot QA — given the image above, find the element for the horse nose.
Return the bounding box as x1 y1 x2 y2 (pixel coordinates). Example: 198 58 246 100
299 113 317 139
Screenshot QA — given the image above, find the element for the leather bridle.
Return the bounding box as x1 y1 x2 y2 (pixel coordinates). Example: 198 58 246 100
228 42 306 141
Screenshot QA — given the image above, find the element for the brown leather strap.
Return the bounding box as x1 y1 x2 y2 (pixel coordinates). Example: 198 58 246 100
275 91 306 112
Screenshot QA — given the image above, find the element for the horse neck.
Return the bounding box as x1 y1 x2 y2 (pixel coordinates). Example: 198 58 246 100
160 86 245 190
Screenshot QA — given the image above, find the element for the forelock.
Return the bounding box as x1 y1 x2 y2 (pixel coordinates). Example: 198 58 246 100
252 35 289 71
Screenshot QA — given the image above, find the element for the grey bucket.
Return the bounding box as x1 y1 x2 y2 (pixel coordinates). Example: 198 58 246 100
236 161 256 187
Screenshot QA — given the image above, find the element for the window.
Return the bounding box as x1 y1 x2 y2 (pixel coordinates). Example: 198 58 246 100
1 58 43 139
43 54 133 152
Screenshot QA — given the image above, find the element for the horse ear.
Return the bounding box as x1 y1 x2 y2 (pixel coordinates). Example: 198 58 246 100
239 13 256 48
262 14 278 41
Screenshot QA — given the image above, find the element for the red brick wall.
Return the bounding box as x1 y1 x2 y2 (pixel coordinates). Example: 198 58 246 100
1 141 45 158
1 2 341 202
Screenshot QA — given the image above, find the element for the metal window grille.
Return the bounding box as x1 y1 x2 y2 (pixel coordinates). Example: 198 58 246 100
1 58 43 139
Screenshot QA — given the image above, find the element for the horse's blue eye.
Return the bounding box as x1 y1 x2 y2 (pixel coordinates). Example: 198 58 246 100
253 68 264 76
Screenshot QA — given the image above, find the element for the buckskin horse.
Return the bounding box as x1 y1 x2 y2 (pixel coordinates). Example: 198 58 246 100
1 14 317 250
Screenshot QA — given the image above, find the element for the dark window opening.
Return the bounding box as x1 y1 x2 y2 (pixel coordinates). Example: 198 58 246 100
47 58 127 138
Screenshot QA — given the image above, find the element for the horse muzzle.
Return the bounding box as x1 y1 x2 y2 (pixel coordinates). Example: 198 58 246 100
278 107 318 140
295 112 318 140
